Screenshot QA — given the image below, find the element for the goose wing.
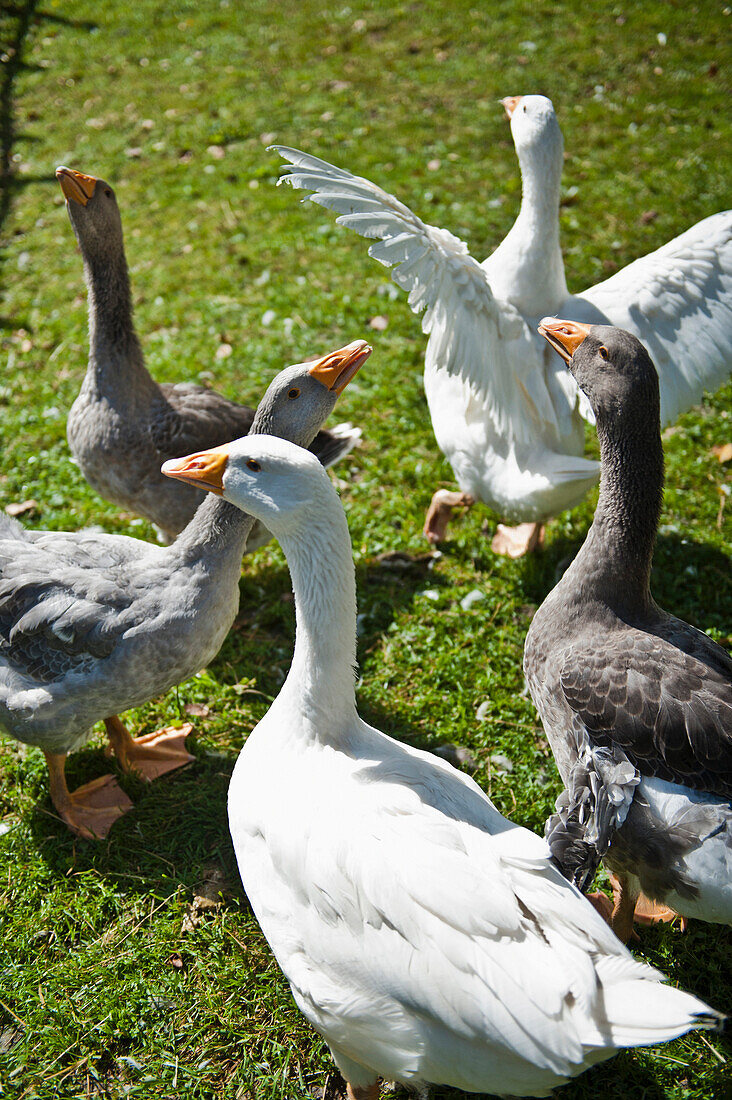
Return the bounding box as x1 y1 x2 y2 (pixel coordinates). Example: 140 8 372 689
559 626 732 799
274 147 564 444
0 519 146 679
283 752 710 1090
571 212 732 425
151 383 256 460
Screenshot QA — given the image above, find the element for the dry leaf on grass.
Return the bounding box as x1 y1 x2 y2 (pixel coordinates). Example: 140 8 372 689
180 865 229 932
433 743 477 769
711 442 732 463
374 550 440 570
5 500 38 517
184 702 210 717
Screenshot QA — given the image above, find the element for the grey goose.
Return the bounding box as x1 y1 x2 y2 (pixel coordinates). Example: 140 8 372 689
524 319 731 942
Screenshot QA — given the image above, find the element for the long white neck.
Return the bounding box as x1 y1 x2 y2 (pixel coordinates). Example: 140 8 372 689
486 126 568 315
273 487 359 738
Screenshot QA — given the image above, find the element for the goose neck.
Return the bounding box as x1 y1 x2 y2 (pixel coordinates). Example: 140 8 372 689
516 137 563 236
497 135 568 312
170 492 255 569
276 498 358 736
573 405 663 613
84 248 150 391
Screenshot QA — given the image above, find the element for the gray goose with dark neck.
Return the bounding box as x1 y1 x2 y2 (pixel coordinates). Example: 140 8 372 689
559 340 664 623
57 166 361 543
0 343 368 839
524 320 732 935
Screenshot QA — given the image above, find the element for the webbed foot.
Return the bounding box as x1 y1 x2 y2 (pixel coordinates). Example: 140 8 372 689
104 717 195 781
45 753 133 840
491 521 545 558
423 490 474 544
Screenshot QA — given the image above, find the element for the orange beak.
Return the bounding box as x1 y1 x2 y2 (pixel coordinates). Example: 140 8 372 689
56 166 98 206
501 96 523 120
538 318 593 363
307 339 372 394
161 445 230 495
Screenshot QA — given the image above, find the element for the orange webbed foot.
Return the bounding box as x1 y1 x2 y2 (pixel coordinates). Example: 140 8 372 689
56 773 134 840
105 717 195 782
423 490 474 544
491 521 545 558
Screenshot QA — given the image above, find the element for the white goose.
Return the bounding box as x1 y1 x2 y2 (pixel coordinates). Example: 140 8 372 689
164 434 722 1098
274 95 732 556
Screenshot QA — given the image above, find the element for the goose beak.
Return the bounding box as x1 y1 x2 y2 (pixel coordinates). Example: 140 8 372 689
538 317 593 363
501 96 522 119
162 445 230 495
56 166 98 206
307 339 372 394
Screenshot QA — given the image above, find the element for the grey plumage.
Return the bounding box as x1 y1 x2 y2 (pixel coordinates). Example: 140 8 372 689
57 167 360 543
525 322 732 917
0 352 366 758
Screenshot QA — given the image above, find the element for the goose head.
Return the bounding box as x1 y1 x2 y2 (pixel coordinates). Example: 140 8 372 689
250 338 370 441
502 94 562 153
538 318 660 423
162 338 370 517
163 434 329 538
56 166 124 260
502 94 563 189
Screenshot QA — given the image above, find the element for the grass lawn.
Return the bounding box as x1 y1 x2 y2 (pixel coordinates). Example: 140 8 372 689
0 1 730 1097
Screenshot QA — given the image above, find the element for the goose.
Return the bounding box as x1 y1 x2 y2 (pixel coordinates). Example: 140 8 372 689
56 166 361 544
0 340 370 840
165 432 723 1097
273 95 732 556
524 319 732 942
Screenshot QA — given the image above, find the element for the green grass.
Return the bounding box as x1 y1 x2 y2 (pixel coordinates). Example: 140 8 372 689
0 0 730 1097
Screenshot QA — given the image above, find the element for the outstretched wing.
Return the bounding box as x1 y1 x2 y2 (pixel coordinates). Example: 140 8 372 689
571 211 732 425
559 626 732 799
274 146 561 444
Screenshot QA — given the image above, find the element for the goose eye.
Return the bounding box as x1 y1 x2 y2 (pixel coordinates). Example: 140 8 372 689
105 188 112 197
288 387 300 399
599 346 609 360
522 104 527 112
246 459 261 472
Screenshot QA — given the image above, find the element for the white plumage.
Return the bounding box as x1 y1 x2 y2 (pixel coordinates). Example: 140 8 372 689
273 95 732 553
187 434 722 1097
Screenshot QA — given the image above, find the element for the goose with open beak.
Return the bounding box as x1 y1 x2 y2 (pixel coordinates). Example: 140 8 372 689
0 341 369 840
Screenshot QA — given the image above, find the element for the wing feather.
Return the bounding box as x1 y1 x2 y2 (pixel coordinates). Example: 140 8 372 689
560 628 732 798
573 212 732 425
274 146 560 445
0 524 144 678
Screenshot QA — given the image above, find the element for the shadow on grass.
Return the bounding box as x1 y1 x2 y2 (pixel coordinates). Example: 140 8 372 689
0 2 97 330
27 749 240 902
21 552 437 895
494 525 732 634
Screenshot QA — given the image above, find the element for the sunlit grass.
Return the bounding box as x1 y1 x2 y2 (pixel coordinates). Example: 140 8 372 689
0 1 729 1097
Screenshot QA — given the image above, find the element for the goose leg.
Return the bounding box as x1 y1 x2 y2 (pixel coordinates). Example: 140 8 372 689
589 874 687 941
44 751 133 840
608 874 640 944
104 715 194 782
347 1086 379 1100
423 490 474 543
491 521 545 558
631 885 687 931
